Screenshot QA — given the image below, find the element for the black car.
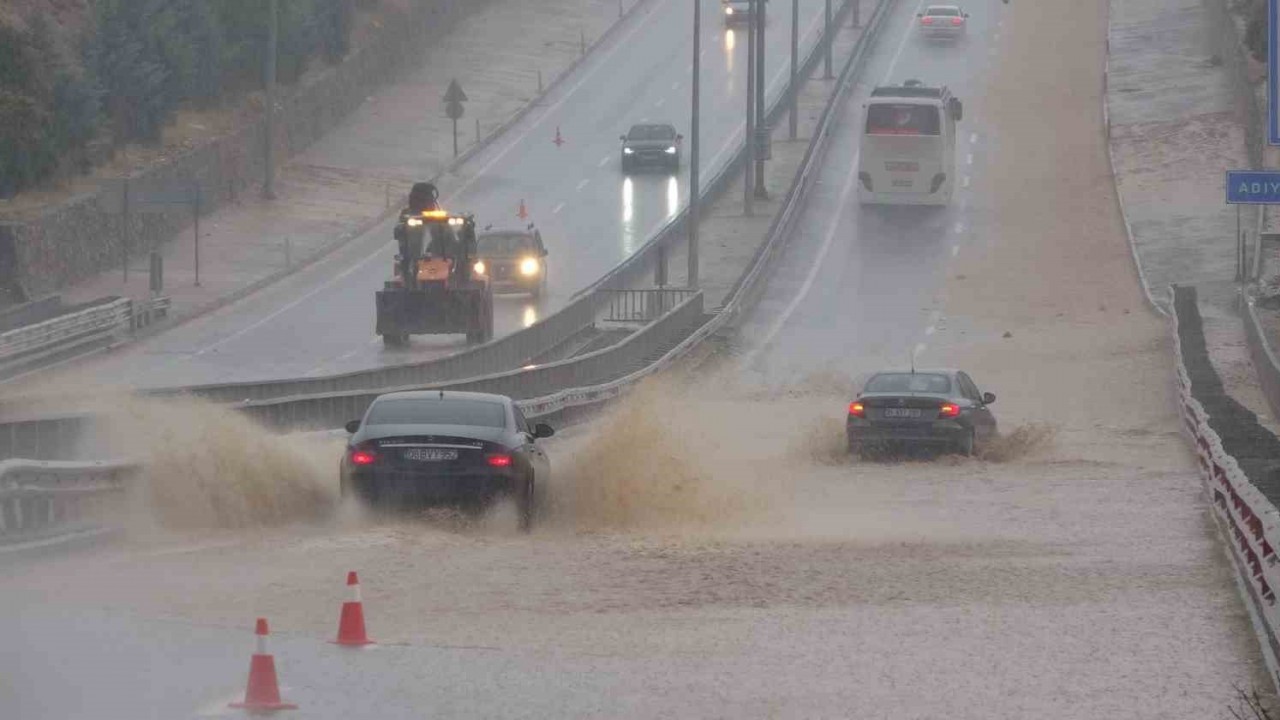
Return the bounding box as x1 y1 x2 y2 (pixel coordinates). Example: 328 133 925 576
722 0 765 25
620 123 682 173
340 390 553 531
846 368 997 457
474 227 548 298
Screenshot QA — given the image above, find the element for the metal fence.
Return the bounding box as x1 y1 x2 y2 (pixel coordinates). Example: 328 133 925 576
0 458 135 542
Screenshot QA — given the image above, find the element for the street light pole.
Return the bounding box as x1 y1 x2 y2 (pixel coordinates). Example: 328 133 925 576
824 0 834 79
689 0 701 289
263 0 278 200
754 0 767 199
744 0 755 215
789 0 799 140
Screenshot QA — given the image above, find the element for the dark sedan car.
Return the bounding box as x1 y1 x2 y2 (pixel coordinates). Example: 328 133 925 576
846 368 997 457
340 390 553 531
620 123 682 173
474 227 548 298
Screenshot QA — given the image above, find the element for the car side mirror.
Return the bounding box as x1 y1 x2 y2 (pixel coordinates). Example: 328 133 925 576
948 97 963 121
963 12 970 17
677 134 684 141
982 392 996 405
620 135 627 142
916 11 922 16
533 423 555 439
344 420 361 434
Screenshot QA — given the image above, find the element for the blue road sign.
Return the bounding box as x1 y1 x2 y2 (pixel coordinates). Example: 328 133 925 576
1227 170 1280 204
1271 0 1280 144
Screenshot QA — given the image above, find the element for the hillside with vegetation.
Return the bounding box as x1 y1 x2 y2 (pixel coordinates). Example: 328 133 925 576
0 0 376 199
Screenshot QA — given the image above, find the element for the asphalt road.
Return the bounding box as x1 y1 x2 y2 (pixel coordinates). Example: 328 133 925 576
29 0 835 391
739 0 994 380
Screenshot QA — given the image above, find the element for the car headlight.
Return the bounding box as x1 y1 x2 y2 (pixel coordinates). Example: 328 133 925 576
725 6 734 14
473 260 486 276
448 217 464 226
623 147 634 154
665 146 677 154
519 257 540 277
406 217 423 227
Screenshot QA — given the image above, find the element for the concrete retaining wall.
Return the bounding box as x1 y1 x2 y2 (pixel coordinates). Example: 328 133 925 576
8 0 489 297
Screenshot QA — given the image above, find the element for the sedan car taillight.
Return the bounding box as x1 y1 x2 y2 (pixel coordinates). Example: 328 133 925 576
951 17 963 25
848 401 865 418
920 16 933 24
486 453 513 468
350 448 377 466
938 403 961 418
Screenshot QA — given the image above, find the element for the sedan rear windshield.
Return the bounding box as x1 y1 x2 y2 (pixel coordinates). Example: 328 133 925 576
365 398 507 428
865 103 941 135
925 6 960 15
628 125 675 141
864 373 952 394
478 233 535 255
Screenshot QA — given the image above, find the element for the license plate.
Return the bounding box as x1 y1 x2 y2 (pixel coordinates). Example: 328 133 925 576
891 180 914 188
882 408 921 418
403 448 458 462
885 161 919 172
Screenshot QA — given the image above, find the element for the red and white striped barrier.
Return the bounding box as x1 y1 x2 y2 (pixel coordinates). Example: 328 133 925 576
1172 305 1280 691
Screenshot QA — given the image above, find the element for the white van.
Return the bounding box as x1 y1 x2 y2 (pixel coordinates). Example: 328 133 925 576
857 81 963 206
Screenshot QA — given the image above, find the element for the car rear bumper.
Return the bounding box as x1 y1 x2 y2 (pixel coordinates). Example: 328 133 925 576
623 152 678 167
846 420 967 447
920 26 963 37
858 187 951 206
345 468 518 505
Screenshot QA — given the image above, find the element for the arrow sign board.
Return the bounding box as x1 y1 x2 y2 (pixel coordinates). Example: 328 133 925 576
1226 170 1280 204
444 79 467 120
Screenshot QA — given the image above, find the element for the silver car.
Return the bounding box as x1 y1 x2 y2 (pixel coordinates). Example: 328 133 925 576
916 5 969 38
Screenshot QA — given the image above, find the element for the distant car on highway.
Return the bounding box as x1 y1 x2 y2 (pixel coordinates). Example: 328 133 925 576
474 226 548 298
340 390 554 531
916 5 969 38
620 123 682 173
846 368 996 457
722 0 765 25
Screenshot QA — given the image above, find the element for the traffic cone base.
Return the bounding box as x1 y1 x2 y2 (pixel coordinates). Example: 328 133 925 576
229 654 298 712
331 601 375 646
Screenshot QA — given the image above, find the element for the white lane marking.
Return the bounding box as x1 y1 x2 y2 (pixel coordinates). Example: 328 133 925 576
998 19 1004 28
672 81 681 90
553 202 566 214
742 153 862 366
994 32 1000 41
189 0 674 356
655 97 666 108
953 221 964 234
598 156 611 167
962 175 971 188
576 178 590 191
989 47 997 56
969 132 977 144
951 244 960 257
883 0 930 83
913 342 927 357
966 153 973 165
925 325 936 336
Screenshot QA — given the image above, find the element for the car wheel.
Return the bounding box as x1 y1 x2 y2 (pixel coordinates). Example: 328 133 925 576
957 430 975 457
847 441 863 460
516 475 534 533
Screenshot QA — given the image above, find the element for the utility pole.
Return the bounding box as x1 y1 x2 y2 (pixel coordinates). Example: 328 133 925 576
790 0 799 140
744 0 756 215
825 0 834 79
689 0 701 288
754 0 768 199
263 0 278 200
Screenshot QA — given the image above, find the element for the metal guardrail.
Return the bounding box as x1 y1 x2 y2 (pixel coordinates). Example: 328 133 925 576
0 297 131 362
602 288 697 322
223 292 705 431
0 458 135 542
1172 286 1280 693
1244 293 1280 423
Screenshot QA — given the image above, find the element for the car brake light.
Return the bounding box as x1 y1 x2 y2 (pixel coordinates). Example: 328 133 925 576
848 401 865 418
486 454 513 468
938 403 961 418
921 16 933 24
350 449 376 466
951 17 963 25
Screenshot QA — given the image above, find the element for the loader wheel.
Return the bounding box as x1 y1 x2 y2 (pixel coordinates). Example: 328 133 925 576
382 333 407 348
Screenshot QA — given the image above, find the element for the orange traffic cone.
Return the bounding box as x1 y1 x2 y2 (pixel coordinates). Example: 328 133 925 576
553 126 565 147
517 199 528 220
229 618 297 712
332 571 375 646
